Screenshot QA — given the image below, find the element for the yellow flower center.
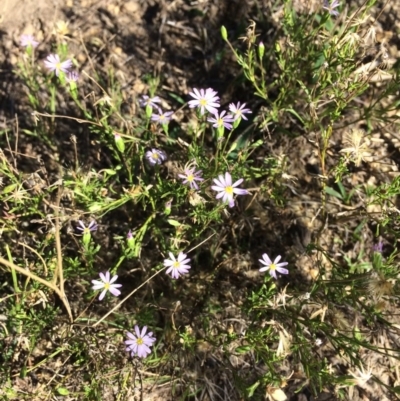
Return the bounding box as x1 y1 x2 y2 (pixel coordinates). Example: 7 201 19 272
269 263 276 271
173 261 180 268
225 186 233 195
199 99 207 106
152 152 159 159
56 62 62 71
137 337 144 345
104 283 110 290
187 174 194 182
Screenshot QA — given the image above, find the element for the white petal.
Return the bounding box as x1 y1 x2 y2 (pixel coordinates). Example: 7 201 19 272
211 185 224 192
224 172 232 186
99 289 107 300
262 253 272 264
232 178 244 187
233 188 248 195
276 267 289 275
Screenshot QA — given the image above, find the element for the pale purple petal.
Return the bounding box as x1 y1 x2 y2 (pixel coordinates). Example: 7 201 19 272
262 253 272 265
91 281 105 290
276 267 289 275
276 262 289 268
134 325 141 338
213 175 225 187
224 172 232 186
140 326 148 338
101 271 110 282
215 191 225 200
177 252 188 262
232 178 244 187
109 288 122 297
233 188 249 195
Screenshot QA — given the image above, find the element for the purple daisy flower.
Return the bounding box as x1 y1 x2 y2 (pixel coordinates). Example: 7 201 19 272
207 110 234 130
20 34 39 48
125 325 156 358
188 88 220 115
228 102 252 121
323 0 341 17
178 168 204 190
76 220 98 234
372 241 383 253
164 252 191 279
139 95 161 110
259 253 289 279
211 172 249 208
66 71 79 82
91 271 122 300
44 54 72 76
151 110 174 124
145 148 167 166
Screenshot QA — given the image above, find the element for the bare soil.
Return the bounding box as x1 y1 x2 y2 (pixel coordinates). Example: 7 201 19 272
1 1 400 401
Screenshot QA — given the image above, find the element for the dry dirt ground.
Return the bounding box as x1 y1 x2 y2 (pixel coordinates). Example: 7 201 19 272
2 0 400 401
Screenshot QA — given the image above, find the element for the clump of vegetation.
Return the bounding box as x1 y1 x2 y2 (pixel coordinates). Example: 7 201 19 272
1 0 400 400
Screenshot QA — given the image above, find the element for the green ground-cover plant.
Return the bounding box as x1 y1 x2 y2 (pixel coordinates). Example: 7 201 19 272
1 0 400 400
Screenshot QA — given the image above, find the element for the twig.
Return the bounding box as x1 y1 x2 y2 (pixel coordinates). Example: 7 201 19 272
0 255 73 322
17 241 48 276
93 233 216 327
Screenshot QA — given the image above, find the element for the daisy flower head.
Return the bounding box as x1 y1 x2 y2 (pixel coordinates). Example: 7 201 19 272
151 110 174 125
66 71 79 83
127 229 136 250
77 220 97 245
164 252 191 279
178 167 204 190
125 325 156 358
76 220 98 234
44 54 72 76
188 88 220 115
259 253 289 279
164 198 173 215
211 172 249 208
372 241 383 254
139 95 161 110
145 148 167 166
91 271 122 301
323 0 341 17
20 34 39 48
228 102 252 121
207 110 234 131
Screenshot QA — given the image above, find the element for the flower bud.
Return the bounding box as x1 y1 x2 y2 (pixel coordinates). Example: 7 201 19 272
127 230 135 250
164 199 172 216
114 133 125 153
258 41 265 59
221 26 228 41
